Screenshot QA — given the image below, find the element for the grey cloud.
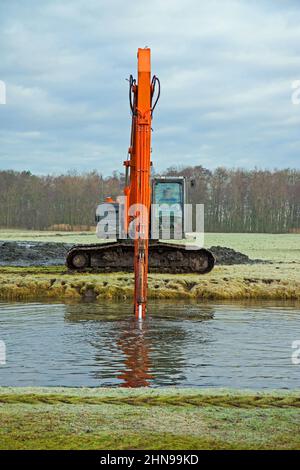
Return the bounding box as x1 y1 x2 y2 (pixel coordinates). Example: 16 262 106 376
0 0 300 175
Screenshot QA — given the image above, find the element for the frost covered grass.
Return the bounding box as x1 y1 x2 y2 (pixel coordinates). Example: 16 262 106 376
205 232 300 263
0 388 299 450
0 229 99 245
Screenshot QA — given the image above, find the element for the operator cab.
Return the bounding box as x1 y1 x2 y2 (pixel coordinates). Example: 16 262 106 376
151 177 186 240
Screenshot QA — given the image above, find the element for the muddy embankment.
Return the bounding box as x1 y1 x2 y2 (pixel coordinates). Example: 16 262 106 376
0 241 71 267
0 241 262 267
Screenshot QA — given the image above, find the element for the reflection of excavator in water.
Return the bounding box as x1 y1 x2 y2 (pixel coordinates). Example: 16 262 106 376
66 48 214 319
117 320 153 387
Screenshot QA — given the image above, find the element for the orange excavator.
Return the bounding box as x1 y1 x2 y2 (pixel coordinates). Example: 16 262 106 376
66 48 214 319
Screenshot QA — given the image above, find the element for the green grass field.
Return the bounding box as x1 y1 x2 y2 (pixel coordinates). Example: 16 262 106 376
0 388 299 450
0 229 99 244
0 229 299 262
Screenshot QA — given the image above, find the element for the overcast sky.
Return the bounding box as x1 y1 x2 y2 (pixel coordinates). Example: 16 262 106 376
0 0 300 175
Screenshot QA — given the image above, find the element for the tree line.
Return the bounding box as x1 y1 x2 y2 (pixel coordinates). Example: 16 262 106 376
0 167 299 233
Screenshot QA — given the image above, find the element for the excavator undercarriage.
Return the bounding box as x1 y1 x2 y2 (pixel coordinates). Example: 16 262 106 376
66 241 215 274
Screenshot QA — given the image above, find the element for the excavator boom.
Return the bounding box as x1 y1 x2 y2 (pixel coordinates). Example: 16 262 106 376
65 49 215 318
128 48 152 320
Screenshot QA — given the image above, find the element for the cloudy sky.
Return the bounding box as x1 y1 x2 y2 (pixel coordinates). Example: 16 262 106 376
0 0 300 175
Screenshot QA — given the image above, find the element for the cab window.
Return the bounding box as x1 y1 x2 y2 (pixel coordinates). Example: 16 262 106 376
154 183 182 205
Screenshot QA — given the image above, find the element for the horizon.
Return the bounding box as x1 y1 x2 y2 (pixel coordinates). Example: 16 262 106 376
0 165 299 178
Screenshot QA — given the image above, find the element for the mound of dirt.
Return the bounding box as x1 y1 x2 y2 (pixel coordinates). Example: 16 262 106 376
209 245 262 265
0 241 264 267
0 241 73 266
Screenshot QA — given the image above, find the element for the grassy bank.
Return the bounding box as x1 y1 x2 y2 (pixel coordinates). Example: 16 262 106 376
0 263 299 301
0 231 299 301
0 388 299 450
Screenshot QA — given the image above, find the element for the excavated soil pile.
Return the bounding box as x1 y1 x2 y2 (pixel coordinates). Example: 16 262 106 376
209 246 262 265
0 241 264 267
0 241 72 266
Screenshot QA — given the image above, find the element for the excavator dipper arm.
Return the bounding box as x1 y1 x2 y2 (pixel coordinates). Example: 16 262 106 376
65 49 215 318
128 48 152 320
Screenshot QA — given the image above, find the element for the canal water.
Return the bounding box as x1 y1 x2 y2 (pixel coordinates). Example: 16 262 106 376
0 300 299 388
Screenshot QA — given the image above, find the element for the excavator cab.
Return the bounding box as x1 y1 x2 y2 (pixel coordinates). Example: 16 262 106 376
151 177 186 240
95 176 187 241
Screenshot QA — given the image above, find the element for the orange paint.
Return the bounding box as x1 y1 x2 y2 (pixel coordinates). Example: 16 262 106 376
124 48 154 319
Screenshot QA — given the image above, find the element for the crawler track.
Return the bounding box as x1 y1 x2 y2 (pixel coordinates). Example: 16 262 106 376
66 242 215 274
